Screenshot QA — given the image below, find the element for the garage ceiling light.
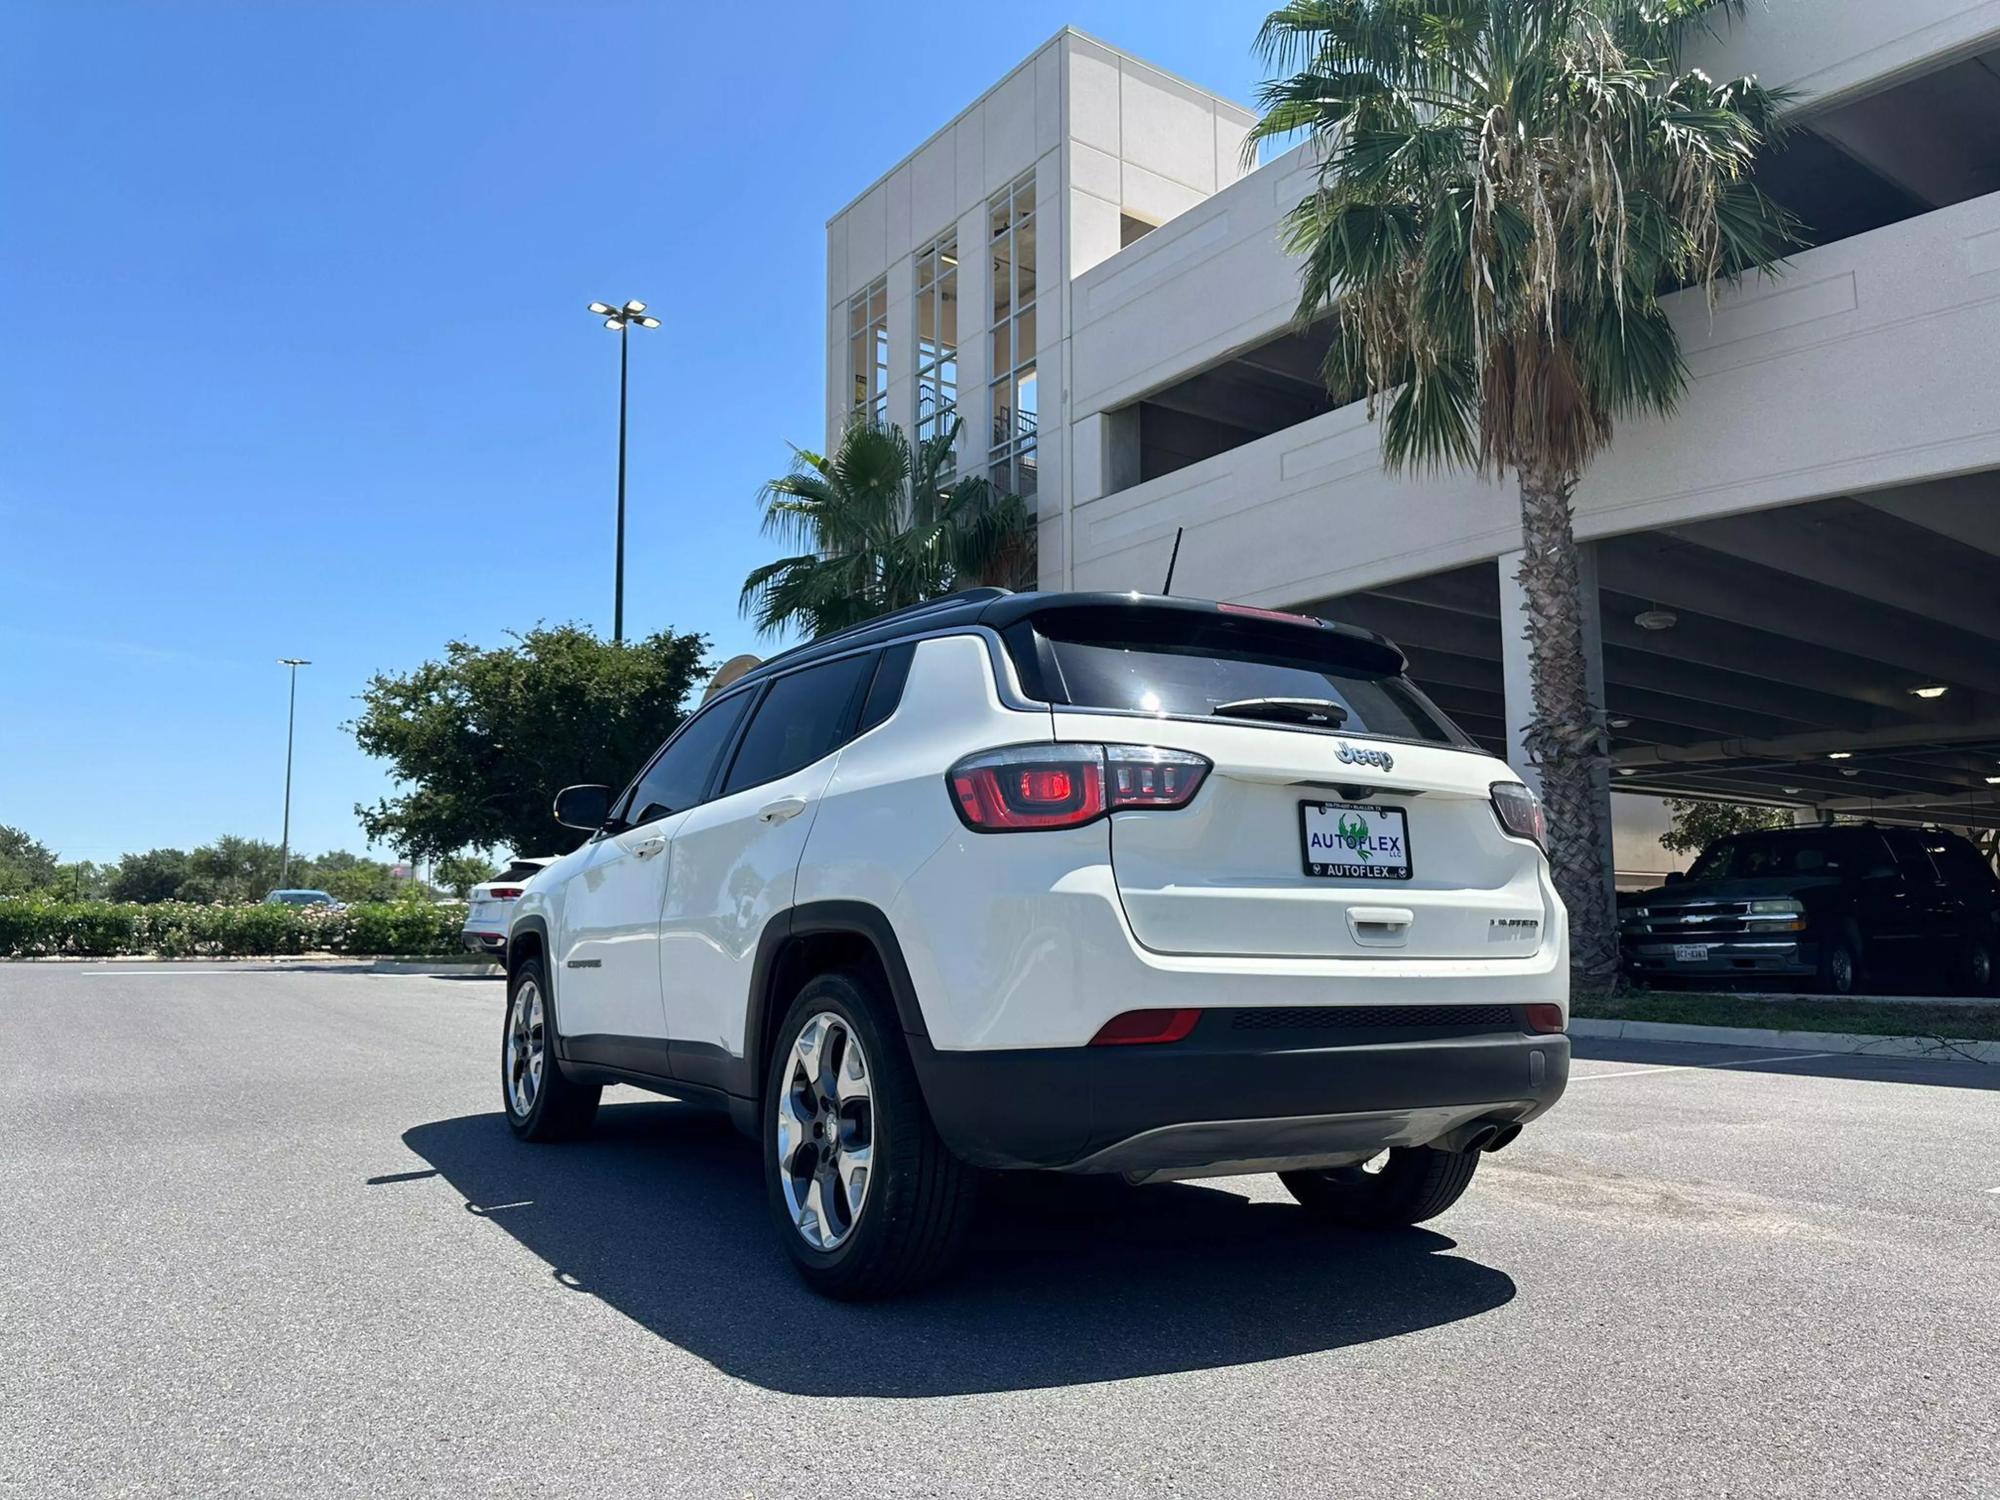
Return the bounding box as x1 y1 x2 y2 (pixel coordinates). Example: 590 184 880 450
1607 716 1632 729
1909 684 1949 699
1986 776 2000 786
1827 751 1852 760
1614 767 1638 777
1633 609 1677 631
1782 787 1801 794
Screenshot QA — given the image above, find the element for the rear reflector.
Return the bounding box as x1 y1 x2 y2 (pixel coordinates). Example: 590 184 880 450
1524 1004 1565 1034
1090 1008 1202 1046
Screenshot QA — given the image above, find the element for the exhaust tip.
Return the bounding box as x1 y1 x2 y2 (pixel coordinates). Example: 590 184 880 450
1482 1122 1524 1154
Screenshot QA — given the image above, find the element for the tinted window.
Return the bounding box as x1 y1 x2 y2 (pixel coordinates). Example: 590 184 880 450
1019 608 1458 744
626 692 753 825
857 643 915 734
1928 834 1997 889
722 654 876 795
1884 829 1942 880
1688 833 1848 881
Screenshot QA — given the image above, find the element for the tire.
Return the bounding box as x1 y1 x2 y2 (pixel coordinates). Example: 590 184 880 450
1815 937 1858 997
762 970 977 1299
501 956 600 1142
1958 937 1995 998
1280 1145 1480 1229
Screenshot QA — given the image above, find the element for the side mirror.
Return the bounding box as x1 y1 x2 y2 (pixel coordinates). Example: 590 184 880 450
553 784 613 831
1665 870 1685 886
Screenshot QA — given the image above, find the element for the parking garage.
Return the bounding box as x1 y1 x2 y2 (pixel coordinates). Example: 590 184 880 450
1308 471 2000 863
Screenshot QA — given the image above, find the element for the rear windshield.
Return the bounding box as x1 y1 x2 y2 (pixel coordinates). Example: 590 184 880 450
1008 606 1466 746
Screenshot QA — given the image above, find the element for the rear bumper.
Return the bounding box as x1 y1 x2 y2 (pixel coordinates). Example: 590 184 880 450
461 931 507 955
909 1011 1569 1176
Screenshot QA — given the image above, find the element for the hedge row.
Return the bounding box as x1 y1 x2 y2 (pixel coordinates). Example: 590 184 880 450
0 898 471 959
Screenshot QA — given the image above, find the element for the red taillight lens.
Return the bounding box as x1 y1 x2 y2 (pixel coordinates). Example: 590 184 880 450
1524 1003 1565 1034
489 887 525 900
948 744 1209 832
1090 1008 1202 1045
1490 781 1547 853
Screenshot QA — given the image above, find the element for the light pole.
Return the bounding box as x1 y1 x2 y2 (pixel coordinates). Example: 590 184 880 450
277 658 311 887
586 299 660 643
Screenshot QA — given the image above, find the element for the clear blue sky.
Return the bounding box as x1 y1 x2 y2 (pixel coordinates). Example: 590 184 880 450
0 1 1270 866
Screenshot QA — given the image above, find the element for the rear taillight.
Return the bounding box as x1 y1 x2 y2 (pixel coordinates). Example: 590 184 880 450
489 887 525 901
1091 1008 1202 1045
948 743 1210 832
1489 781 1546 852
1524 1003 1565 1034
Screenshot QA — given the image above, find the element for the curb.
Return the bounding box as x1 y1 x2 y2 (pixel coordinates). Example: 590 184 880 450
1 957 499 975
1570 1016 1998 1064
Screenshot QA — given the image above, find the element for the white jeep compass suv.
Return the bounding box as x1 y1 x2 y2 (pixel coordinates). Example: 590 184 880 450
502 589 1569 1298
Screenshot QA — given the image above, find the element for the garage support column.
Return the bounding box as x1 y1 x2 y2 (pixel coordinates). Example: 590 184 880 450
1497 544 1619 912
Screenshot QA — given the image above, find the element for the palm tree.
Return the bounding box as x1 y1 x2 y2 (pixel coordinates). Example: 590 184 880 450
741 419 1035 640
1247 0 1795 985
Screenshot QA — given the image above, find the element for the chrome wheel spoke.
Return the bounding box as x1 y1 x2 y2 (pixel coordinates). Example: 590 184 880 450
835 1143 871 1217
775 1010 875 1251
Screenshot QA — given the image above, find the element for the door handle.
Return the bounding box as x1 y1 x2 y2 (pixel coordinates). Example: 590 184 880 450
759 796 809 824
629 834 667 859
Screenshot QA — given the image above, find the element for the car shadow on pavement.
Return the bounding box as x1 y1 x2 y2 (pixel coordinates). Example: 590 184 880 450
403 1099 1516 1398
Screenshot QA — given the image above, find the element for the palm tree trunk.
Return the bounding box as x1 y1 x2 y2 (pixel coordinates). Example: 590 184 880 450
1515 465 1619 989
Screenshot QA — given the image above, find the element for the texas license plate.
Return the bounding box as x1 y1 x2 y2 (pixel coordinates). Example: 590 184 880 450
1673 943 1709 962
1300 801 1412 881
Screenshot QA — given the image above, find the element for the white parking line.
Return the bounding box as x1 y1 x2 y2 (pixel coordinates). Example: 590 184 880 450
1571 1051 1842 1081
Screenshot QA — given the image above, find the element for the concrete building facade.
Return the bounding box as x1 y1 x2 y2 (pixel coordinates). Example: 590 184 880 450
830 9 2000 877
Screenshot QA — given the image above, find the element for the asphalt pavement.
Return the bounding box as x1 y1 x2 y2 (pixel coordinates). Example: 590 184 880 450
3 964 1996 1498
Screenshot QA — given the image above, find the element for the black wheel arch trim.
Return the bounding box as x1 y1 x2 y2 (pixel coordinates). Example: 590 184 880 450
505 915 570 1059
741 900 929 1106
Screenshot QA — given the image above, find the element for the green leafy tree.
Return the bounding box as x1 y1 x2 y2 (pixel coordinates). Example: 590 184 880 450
298 850 399 905
435 852 498 898
0 826 61 896
741 418 1035 640
1660 798 1793 857
1247 0 1795 984
179 836 290 904
351 624 709 859
104 848 192 904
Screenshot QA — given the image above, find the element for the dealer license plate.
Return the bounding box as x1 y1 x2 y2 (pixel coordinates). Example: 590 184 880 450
1301 801 1412 881
1673 943 1709 962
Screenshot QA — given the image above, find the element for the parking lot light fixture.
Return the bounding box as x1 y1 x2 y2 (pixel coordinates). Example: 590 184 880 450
1909 684 1949 699
1827 751 1853 760
585 298 659 643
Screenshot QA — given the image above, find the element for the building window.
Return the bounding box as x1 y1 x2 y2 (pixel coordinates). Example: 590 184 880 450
847 274 888 429
914 229 958 457
987 171 1037 498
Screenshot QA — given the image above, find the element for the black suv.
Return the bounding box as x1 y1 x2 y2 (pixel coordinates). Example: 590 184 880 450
1621 824 2000 995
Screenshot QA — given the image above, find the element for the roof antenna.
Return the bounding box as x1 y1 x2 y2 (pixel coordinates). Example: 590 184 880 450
1161 526 1184 595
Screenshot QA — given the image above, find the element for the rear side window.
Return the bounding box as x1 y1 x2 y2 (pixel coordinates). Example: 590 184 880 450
722 653 876 795
1009 606 1463 745
857 642 915 734
625 691 754 825
1928 834 1997 888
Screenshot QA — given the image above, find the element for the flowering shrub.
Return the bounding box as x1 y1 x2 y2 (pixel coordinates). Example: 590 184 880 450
0 897 470 959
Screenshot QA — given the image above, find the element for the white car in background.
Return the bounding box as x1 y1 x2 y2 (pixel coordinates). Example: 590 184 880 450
460 858 556 956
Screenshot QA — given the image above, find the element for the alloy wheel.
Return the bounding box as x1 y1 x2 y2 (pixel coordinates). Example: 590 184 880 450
506 979 545 1117
774 1011 875 1250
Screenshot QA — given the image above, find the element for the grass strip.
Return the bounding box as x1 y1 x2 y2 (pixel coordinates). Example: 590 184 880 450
1573 991 2000 1043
